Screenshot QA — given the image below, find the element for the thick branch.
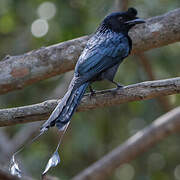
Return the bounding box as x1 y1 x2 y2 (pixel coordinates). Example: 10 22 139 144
0 9 180 95
0 77 179 127
114 0 129 11
72 107 180 180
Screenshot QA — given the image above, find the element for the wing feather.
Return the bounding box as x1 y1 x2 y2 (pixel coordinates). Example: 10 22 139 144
75 31 130 80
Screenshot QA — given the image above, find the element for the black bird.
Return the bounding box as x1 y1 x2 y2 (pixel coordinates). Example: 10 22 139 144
41 8 145 131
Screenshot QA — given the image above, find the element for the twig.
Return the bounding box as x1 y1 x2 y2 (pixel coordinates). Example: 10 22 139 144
0 77 179 127
114 0 129 11
72 107 180 180
0 8 180 95
137 53 171 111
137 53 155 80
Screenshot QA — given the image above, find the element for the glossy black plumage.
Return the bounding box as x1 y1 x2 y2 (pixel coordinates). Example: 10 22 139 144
41 8 145 131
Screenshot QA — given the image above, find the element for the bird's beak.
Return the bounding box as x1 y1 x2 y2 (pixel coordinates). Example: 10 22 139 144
125 18 145 25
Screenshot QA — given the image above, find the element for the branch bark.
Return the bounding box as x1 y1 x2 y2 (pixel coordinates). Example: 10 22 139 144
0 77 179 127
0 8 180 95
72 107 180 180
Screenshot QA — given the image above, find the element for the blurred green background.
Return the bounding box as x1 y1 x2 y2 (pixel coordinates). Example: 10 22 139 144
0 0 180 179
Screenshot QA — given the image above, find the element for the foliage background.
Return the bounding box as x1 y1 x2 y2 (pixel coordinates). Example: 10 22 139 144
0 0 180 179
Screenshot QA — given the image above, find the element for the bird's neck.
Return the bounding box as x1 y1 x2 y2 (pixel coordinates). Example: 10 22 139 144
97 22 130 35
95 23 132 54
96 23 108 33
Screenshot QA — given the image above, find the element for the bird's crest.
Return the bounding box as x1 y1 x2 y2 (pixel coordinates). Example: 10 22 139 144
127 8 137 17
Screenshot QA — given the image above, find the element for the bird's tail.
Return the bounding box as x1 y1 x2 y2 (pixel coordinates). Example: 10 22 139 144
41 80 89 131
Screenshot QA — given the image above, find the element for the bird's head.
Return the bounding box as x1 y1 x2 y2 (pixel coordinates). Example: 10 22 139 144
102 8 145 33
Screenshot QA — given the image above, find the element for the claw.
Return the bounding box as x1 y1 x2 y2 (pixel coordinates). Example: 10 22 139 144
89 85 96 98
110 80 124 89
89 90 96 99
116 83 124 89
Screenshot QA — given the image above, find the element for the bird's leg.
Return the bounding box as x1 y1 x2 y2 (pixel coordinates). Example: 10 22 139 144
89 84 96 97
109 80 124 89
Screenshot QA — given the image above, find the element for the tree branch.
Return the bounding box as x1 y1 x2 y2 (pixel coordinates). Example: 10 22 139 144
137 53 172 111
72 107 180 180
0 77 179 127
0 8 180 95
113 0 129 11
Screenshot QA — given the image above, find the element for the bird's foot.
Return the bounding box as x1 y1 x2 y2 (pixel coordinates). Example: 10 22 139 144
116 83 124 89
89 89 96 99
89 85 96 99
111 82 124 95
109 80 124 89
110 80 124 89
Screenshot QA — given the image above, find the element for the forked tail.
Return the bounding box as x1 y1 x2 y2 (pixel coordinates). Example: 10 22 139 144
41 81 89 131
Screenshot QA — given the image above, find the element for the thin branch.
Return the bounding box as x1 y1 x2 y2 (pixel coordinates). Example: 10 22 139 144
0 77 179 127
137 53 171 111
0 8 180 95
72 107 180 180
113 0 129 11
137 53 155 80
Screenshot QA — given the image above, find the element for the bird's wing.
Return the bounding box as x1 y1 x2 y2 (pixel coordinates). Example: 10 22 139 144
75 31 130 80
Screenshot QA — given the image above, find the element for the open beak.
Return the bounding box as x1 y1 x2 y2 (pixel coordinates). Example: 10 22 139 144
125 18 145 25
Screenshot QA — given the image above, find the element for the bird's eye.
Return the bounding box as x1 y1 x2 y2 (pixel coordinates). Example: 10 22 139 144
118 17 123 21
